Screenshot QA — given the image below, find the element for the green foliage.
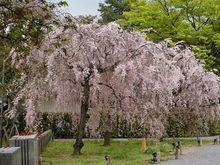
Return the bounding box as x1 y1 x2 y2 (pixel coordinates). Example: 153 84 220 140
116 0 220 74
22 112 216 139
98 0 131 24
192 45 216 70
111 115 144 138
37 112 145 139
165 110 210 137
208 119 220 135
40 112 51 131
58 1 68 7
16 105 26 133
38 112 78 139
1 1 55 55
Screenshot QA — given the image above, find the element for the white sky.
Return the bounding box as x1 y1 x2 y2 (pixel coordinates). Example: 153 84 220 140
51 0 105 16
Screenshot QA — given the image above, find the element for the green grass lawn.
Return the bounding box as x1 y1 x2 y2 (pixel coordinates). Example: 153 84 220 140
42 138 212 165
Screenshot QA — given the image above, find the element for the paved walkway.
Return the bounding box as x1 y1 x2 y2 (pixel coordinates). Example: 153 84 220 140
161 145 220 165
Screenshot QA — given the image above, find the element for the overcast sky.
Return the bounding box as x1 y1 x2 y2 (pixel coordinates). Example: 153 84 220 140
54 0 105 16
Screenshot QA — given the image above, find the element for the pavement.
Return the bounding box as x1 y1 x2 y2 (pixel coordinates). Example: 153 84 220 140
160 144 220 165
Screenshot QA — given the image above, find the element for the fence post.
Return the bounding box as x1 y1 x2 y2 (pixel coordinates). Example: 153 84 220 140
197 137 202 146
214 138 219 145
0 147 22 165
175 146 179 159
105 155 111 165
152 152 160 163
10 134 39 165
177 141 182 155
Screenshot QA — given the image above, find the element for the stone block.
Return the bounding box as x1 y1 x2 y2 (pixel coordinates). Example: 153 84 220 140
10 134 38 165
0 147 21 165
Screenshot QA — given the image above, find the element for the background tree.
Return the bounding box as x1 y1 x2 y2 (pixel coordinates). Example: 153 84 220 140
98 0 131 23
116 0 220 74
0 0 70 83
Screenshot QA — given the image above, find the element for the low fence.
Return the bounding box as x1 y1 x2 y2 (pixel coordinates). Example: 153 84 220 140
0 130 53 165
38 130 53 154
10 134 39 165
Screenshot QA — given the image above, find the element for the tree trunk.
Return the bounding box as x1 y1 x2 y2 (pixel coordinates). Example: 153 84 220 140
73 78 90 155
103 112 111 146
103 130 110 146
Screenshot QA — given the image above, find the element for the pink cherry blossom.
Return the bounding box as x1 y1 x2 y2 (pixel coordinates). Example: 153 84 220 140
12 23 220 139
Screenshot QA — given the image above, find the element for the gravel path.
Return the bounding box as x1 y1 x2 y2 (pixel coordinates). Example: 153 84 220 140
160 145 220 165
